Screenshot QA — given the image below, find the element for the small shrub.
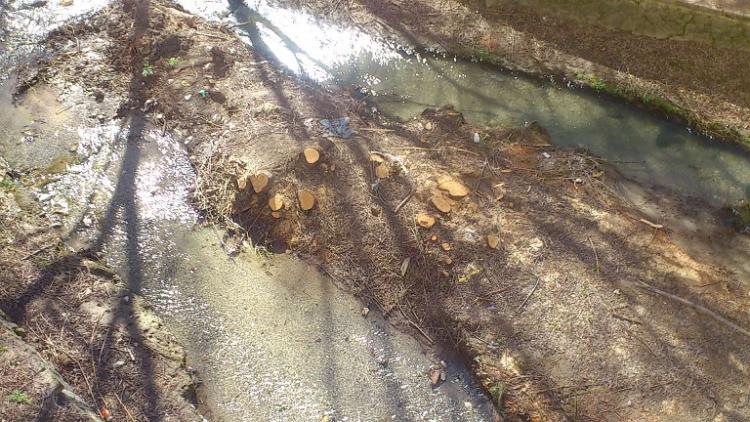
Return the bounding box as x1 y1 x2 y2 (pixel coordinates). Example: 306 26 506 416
167 57 178 66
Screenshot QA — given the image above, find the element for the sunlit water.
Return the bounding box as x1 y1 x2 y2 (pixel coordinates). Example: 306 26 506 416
179 0 750 206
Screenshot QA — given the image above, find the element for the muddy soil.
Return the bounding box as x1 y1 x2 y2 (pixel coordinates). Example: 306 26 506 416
6 1 750 422
277 0 750 146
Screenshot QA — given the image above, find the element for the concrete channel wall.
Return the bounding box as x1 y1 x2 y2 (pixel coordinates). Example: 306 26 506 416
483 0 750 51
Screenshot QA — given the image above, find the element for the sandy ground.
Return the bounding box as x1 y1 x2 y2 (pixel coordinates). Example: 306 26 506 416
3 1 750 421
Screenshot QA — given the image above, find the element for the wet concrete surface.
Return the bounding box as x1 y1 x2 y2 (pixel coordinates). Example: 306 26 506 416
0 78 494 421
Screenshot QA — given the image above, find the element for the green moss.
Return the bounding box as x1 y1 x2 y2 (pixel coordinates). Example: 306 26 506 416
0 176 14 191
471 47 493 62
8 389 32 405
578 74 626 97
640 94 690 120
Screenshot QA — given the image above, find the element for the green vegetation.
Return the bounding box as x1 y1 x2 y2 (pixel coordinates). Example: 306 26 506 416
728 200 750 232
0 344 7 354
142 62 154 77
0 176 14 191
489 382 505 407
640 94 690 121
471 47 492 62
167 57 179 66
578 74 624 97
8 389 32 405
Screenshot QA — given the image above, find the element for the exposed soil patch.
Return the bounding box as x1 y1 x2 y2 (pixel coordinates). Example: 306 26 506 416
8 1 750 421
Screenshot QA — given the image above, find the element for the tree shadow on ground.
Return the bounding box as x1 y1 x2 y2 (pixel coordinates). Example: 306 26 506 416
0 1 173 420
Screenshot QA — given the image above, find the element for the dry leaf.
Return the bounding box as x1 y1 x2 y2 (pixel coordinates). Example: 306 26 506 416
304 147 320 164
250 173 269 193
416 213 436 229
271 211 282 219
370 153 384 163
430 235 438 242
441 242 452 251
487 234 500 249
430 195 452 213
298 189 316 210
437 176 469 198
268 194 284 211
400 257 411 277
375 164 390 178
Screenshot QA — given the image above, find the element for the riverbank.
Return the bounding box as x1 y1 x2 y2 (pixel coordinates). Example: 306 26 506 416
4 1 750 421
277 0 750 147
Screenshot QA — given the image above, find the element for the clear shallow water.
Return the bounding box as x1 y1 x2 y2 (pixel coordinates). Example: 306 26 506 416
179 0 750 206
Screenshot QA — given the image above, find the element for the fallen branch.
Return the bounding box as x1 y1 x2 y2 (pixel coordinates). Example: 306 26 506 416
408 319 435 345
639 218 664 230
393 189 414 213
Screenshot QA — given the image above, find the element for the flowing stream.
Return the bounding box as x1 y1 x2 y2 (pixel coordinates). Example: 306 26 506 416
177 0 750 206
2 0 750 421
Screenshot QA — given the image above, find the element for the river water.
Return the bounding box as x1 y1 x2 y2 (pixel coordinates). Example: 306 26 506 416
180 0 750 206
1 0 749 421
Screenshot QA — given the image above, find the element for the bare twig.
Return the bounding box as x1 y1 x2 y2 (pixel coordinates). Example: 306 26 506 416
588 237 600 274
639 218 664 230
516 276 541 313
407 319 435 345
113 390 137 422
393 188 414 213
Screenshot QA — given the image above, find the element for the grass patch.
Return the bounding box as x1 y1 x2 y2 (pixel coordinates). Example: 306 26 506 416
0 344 7 354
489 382 506 407
8 389 32 405
579 74 625 97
